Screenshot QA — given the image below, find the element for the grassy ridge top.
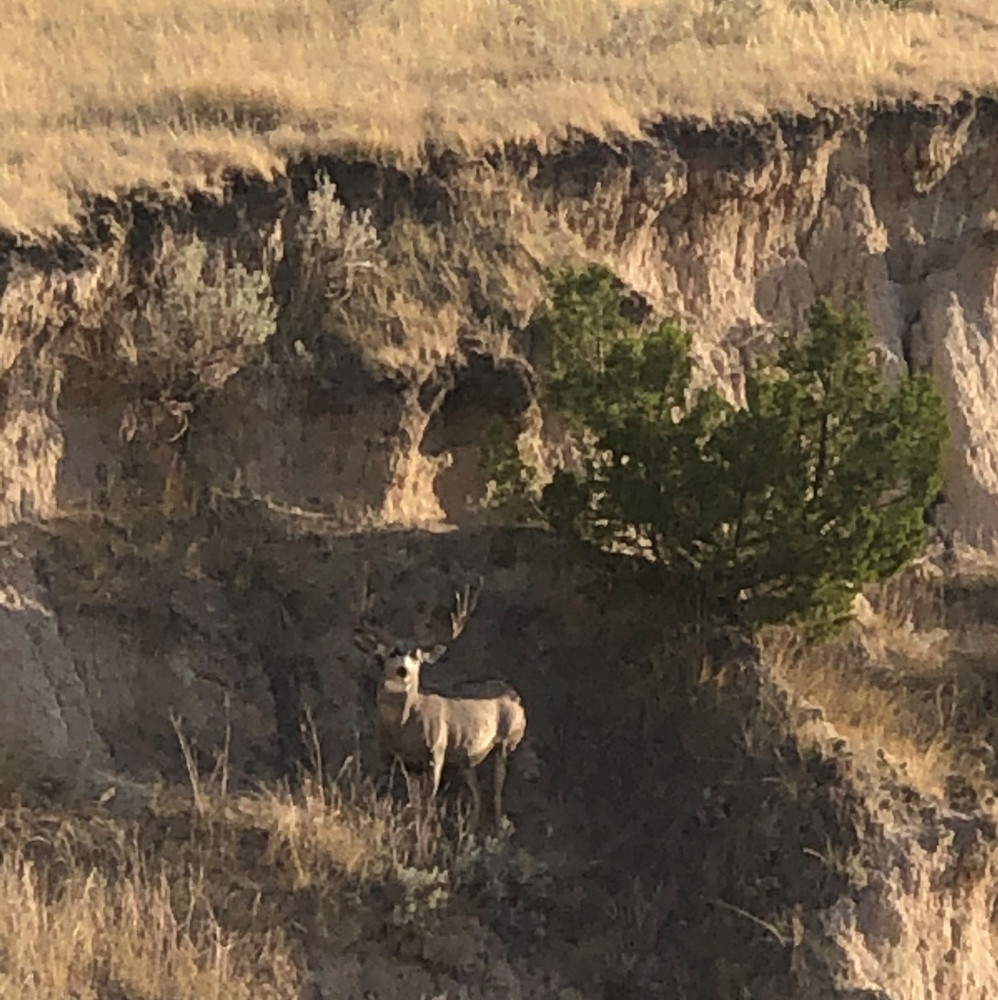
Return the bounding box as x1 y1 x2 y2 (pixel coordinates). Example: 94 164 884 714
3 0 997 234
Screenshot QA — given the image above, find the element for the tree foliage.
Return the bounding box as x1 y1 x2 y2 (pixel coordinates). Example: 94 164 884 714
526 266 948 634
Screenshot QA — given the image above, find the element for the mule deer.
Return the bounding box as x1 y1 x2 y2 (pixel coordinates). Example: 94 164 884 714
355 579 527 828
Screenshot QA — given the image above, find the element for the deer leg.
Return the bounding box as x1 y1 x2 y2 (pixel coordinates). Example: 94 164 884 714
463 767 482 830
400 764 421 809
493 746 508 828
430 750 445 800
381 751 402 800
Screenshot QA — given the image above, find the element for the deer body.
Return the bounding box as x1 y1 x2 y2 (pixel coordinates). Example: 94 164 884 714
362 634 527 827
378 684 525 774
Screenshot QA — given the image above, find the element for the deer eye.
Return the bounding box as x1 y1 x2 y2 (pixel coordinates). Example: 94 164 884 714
395 665 408 679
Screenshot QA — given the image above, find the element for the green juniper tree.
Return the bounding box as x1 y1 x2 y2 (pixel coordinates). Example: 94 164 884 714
518 266 947 635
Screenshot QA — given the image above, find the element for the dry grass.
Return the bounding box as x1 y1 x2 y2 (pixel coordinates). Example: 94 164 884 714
760 557 998 799
0 753 476 1000
762 620 958 797
3 0 998 234
247 767 472 888
171 713 469 886
0 810 299 1000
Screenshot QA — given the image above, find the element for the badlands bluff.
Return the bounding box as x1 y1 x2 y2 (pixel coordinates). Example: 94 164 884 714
0 99 996 999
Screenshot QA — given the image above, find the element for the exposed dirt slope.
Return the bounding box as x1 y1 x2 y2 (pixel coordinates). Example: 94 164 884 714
7 505 998 999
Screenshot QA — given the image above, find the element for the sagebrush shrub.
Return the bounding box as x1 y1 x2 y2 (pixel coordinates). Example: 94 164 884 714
296 173 382 304
132 228 278 393
457 835 552 948
286 173 384 370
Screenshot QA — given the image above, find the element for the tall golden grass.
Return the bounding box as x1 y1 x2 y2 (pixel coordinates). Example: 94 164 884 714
759 557 998 800
0 754 471 1000
0 806 300 1000
2 0 997 234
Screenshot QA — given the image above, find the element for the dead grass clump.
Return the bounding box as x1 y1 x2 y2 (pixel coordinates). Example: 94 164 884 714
759 563 961 796
0 824 298 1000
172 703 473 894
758 560 998 799
324 178 555 375
246 759 476 890
762 622 957 797
249 771 398 887
0 748 483 1000
262 167 554 378
856 559 949 669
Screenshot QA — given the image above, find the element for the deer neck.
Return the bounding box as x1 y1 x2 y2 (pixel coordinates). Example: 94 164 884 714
378 687 420 727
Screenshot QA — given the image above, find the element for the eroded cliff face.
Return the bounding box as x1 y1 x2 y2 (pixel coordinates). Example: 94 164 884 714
538 102 998 546
0 100 997 999
5 101 997 537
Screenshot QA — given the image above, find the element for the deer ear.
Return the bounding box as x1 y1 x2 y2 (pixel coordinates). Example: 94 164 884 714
421 644 448 665
354 630 387 657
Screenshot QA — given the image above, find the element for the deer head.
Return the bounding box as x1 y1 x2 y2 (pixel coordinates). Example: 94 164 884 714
354 630 445 723
354 576 484 719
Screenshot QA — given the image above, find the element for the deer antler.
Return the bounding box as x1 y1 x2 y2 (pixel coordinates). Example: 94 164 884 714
450 575 484 640
354 617 395 655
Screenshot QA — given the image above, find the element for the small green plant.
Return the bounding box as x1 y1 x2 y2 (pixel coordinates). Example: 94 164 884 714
504 265 948 636
390 864 452 926
456 835 552 949
479 415 534 509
